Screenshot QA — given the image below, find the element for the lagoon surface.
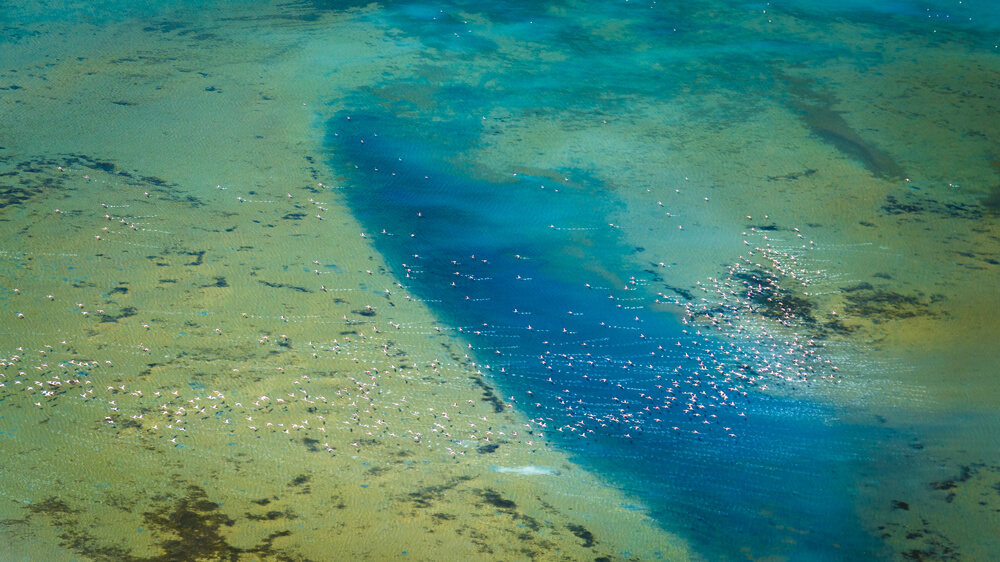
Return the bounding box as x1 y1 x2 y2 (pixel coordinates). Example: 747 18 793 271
2 0 999 560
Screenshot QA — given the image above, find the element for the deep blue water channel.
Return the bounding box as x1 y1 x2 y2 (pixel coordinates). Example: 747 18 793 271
327 111 885 560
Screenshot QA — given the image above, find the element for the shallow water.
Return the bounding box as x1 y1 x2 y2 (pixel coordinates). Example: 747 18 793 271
2 0 999 560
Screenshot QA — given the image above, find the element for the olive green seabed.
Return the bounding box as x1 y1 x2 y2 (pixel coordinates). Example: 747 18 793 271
3 1 1000 560
0 7 691 562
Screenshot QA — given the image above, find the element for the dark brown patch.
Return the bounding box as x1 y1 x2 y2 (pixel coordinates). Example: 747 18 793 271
981 185 1000 215
479 489 516 510
567 523 596 548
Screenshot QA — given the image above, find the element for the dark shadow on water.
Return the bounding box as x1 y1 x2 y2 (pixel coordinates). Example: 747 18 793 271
780 71 906 180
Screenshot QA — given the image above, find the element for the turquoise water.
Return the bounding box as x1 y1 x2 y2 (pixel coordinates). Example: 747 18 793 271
3 0 999 559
